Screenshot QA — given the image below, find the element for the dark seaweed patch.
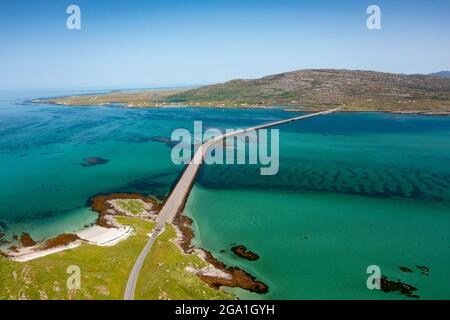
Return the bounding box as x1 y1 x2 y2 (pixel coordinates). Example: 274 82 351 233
81 157 110 167
127 178 167 191
197 159 450 202
0 221 7 230
416 265 430 276
380 276 419 299
150 136 179 148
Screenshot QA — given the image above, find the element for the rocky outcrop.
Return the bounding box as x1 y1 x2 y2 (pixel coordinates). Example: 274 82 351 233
231 245 260 261
20 233 36 247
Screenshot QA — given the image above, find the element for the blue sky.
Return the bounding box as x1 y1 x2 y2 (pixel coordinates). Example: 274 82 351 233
0 0 449 89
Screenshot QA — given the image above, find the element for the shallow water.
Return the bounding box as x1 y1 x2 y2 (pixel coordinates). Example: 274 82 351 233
185 112 450 299
0 89 290 244
1 89 449 299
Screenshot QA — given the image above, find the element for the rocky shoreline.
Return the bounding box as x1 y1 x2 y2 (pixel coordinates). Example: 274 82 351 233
3 190 431 299
0 190 268 296
0 193 154 261
33 98 450 116
89 193 161 228
172 212 269 295
91 193 269 295
88 192 269 295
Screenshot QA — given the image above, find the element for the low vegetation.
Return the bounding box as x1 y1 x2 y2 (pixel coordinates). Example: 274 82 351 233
0 217 232 300
35 69 450 114
111 199 147 215
136 224 233 300
34 88 188 108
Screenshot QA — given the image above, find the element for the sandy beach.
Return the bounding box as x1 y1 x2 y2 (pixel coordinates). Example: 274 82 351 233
76 225 134 246
5 224 134 262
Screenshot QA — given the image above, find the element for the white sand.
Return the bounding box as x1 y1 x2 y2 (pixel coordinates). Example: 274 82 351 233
7 225 134 262
9 241 81 262
76 225 134 246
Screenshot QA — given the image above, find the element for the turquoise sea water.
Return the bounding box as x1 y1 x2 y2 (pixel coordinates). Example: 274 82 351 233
185 112 450 299
1 89 449 299
0 89 290 243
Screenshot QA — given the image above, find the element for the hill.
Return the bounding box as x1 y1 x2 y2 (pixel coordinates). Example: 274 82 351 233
166 69 450 113
429 71 450 78
35 69 450 114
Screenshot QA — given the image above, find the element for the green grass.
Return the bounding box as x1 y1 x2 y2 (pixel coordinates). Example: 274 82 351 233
37 69 450 113
0 217 232 300
0 217 152 300
136 224 234 300
113 199 146 215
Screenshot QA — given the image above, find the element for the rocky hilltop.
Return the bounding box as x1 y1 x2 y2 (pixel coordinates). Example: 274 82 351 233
35 69 450 114
168 69 450 113
429 71 450 78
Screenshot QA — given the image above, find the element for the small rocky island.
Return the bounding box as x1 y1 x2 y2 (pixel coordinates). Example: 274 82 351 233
380 276 419 299
231 245 260 261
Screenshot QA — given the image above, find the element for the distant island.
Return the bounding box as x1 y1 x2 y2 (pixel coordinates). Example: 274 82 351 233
429 71 450 78
34 69 450 115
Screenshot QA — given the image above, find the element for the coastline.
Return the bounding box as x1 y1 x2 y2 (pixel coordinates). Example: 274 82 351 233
0 189 268 297
0 193 160 262
172 212 269 294
2 107 342 298
3 99 450 297
32 98 450 116
89 193 162 228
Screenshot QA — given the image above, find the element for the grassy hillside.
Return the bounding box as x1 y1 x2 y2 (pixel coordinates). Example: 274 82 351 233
167 69 450 112
35 69 450 114
430 71 450 78
0 217 232 300
136 224 233 300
